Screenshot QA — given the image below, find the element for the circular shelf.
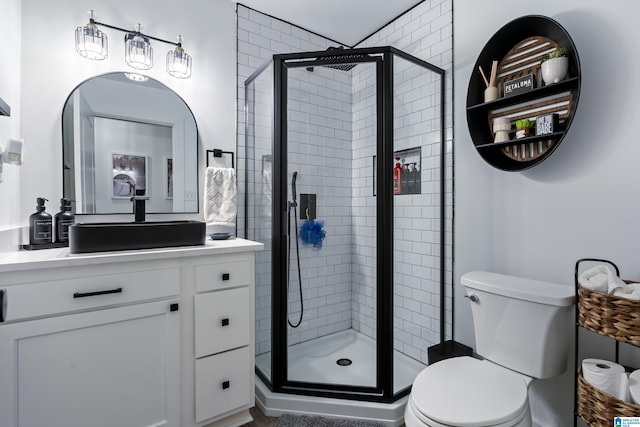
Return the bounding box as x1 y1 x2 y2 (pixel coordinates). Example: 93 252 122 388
466 15 581 171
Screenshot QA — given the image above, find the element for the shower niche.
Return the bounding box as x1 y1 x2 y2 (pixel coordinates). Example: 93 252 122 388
241 46 446 405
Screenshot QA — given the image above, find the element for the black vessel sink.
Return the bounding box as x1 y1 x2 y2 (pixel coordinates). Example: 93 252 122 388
69 220 206 254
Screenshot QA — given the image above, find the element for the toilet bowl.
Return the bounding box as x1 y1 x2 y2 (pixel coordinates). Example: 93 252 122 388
404 357 532 427
404 271 574 427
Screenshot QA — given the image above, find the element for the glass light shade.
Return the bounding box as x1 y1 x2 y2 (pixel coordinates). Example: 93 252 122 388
167 36 192 78
75 22 108 60
125 25 152 70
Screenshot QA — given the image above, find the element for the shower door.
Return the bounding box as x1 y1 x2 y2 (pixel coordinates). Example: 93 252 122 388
271 49 394 398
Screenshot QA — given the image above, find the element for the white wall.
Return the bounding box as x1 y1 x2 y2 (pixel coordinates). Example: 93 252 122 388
454 1 640 425
0 0 22 250
17 0 236 229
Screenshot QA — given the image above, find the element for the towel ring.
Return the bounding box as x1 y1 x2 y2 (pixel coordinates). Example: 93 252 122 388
206 149 234 168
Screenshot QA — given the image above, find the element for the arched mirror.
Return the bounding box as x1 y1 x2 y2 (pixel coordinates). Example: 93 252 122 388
62 72 198 214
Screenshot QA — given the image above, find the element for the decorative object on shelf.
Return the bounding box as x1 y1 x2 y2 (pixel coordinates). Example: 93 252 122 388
393 156 403 195
503 74 534 97
479 61 498 102
493 117 511 143
536 113 559 136
75 10 192 79
466 15 581 171
541 47 569 85
515 118 535 139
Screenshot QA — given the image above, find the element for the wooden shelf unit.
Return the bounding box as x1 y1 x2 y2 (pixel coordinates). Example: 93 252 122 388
466 15 581 171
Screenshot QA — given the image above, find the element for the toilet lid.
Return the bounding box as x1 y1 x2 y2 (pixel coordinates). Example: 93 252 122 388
410 356 529 427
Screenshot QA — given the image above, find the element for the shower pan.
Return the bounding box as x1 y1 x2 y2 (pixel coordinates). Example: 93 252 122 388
241 46 446 420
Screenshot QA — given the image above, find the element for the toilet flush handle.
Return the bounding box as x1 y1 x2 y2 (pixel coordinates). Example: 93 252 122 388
464 293 479 303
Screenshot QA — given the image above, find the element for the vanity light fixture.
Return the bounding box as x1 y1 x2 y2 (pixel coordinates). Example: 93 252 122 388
75 10 192 79
1 139 24 166
167 35 192 79
0 139 24 183
125 24 152 70
75 10 108 60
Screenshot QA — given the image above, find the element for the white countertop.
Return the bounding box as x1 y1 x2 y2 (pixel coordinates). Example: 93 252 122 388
0 238 264 273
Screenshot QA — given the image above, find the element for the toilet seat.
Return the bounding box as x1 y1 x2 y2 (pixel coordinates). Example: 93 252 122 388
408 357 530 427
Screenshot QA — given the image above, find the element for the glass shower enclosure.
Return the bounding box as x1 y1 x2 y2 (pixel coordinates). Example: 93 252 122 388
242 46 445 402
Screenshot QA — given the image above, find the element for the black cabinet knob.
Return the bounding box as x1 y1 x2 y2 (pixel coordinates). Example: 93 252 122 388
221 318 230 327
222 273 230 281
222 380 230 390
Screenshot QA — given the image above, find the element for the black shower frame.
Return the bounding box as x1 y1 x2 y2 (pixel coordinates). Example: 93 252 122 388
247 46 446 403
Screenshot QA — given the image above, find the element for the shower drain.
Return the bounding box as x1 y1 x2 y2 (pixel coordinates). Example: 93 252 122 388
336 358 352 366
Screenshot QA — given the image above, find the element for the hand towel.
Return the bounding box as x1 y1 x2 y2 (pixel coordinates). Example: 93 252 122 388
204 167 237 227
261 169 272 219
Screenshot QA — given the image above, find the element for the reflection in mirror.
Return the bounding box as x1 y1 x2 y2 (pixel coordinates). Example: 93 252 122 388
62 72 198 214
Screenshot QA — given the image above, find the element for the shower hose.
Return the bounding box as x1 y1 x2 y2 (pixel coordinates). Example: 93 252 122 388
287 186 304 328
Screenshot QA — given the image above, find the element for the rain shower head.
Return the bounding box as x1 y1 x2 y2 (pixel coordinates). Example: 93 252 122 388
309 46 367 72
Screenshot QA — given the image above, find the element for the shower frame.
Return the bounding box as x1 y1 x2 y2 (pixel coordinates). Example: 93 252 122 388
244 46 446 403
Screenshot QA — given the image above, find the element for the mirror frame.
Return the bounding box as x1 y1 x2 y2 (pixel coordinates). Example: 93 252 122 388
61 72 199 215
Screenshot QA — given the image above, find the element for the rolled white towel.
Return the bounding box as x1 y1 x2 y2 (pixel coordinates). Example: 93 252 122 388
578 264 626 294
607 270 628 294
612 282 640 301
578 265 611 292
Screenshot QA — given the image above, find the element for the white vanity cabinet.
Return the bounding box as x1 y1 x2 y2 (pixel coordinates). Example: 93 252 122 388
0 266 181 427
0 239 262 427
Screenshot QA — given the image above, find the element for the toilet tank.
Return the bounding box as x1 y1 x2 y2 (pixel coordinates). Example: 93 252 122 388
461 271 575 379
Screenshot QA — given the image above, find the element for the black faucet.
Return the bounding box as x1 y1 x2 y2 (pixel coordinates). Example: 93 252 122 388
131 189 149 223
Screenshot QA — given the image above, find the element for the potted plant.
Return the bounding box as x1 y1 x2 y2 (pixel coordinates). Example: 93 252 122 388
515 118 535 139
540 47 569 85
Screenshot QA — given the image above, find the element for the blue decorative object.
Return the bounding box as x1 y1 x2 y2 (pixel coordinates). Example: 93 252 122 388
299 219 326 249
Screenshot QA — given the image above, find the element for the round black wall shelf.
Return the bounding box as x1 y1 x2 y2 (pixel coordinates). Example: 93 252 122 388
466 15 581 171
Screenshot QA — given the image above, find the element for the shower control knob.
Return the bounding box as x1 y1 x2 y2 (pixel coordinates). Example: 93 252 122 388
464 294 479 303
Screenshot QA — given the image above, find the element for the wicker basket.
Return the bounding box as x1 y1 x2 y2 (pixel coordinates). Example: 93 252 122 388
577 282 640 347
577 367 640 426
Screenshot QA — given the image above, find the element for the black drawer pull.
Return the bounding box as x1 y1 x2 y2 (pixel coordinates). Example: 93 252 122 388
222 380 230 390
222 273 230 281
74 287 123 298
221 318 230 327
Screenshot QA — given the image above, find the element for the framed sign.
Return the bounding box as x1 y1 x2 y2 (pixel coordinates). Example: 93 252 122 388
503 74 534 97
111 153 148 198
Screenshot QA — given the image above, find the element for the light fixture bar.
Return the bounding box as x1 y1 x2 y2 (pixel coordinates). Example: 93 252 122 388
75 11 192 78
91 19 181 48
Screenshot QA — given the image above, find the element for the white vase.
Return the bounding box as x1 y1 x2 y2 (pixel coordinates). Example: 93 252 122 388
541 56 569 85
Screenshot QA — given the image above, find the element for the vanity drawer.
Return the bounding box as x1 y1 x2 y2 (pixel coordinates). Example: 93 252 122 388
194 287 250 358
195 255 251 292
195 346 251 423
3 268 180 322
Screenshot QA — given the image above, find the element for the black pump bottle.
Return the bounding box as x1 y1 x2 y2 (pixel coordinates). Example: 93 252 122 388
54 198 75 243
29 197 53 245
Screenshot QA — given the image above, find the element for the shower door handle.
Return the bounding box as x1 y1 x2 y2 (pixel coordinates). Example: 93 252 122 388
282 211 288 237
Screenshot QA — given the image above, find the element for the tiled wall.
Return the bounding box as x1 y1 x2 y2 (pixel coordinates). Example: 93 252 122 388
237 0 454 364
284 66 354 346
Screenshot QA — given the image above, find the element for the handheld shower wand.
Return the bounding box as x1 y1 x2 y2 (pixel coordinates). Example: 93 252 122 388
287 171 303 328
291 171 298 204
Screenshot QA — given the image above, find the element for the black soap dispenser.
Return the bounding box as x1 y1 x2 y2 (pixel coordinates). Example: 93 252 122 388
54 198 75 244
29 197 53 245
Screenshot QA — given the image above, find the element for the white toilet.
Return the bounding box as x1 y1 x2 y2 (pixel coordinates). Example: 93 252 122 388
405 271 575 427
